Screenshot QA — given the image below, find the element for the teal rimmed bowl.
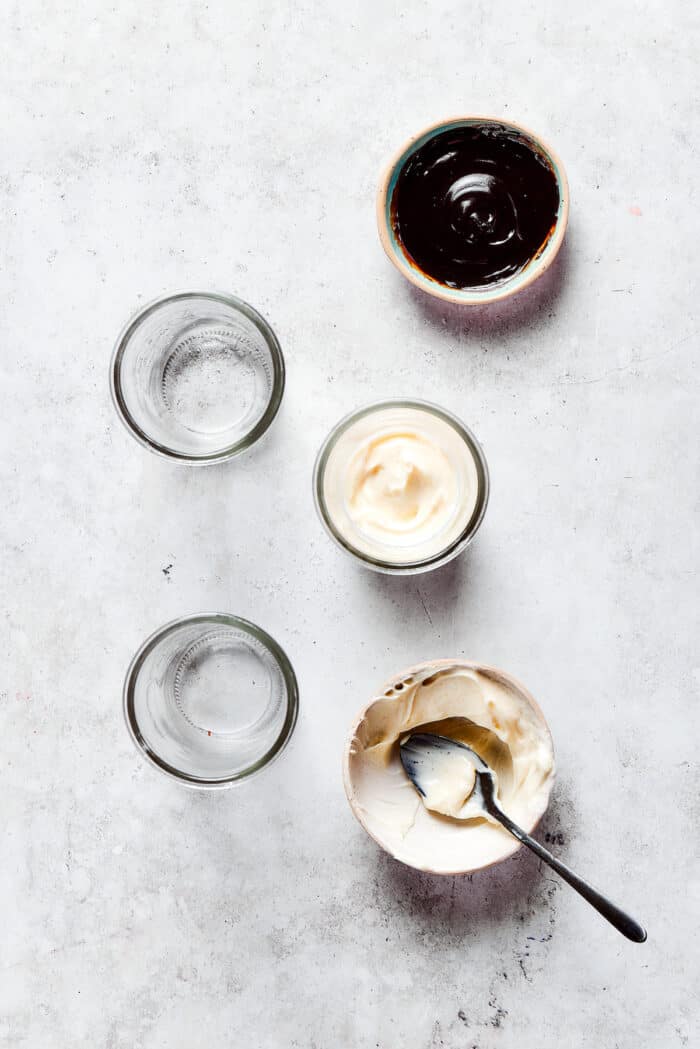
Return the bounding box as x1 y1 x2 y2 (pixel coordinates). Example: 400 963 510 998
376 116 569 306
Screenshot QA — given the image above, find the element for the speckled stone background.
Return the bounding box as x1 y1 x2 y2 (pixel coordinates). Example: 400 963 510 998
1 2 698 1046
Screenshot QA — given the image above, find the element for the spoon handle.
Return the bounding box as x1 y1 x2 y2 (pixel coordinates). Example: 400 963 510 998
491 807 647 943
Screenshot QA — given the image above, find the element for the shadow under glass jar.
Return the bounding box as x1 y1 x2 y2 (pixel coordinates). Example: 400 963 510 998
110 291 285 463
313 399 490 575
123 614 299 787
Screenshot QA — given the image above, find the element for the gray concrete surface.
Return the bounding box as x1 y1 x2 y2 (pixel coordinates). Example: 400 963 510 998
1 2 698 1046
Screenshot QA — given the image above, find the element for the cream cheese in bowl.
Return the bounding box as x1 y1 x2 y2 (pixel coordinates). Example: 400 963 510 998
314 401 489 573
344 660 555 874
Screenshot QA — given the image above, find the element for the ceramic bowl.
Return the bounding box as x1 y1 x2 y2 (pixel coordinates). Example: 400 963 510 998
343 659 556 875
377 116 569 306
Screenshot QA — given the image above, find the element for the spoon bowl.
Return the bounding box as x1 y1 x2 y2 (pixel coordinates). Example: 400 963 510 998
400 732 495 820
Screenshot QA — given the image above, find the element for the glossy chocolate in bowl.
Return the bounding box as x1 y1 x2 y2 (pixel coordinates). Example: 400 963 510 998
390 123 561 291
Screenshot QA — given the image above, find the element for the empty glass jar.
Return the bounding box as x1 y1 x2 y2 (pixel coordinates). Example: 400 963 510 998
123 613 299 787
110 291 285 462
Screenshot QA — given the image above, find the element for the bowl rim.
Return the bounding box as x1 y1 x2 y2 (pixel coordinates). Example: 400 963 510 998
109 289 286 464
376 115 570 306
342 658 556 875
312 397 490 575
123 612 299 788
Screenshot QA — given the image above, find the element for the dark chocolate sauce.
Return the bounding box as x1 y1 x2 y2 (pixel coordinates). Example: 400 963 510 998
391 124 561 290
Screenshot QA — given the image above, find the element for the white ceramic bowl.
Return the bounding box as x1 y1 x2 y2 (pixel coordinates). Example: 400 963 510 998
343 659 556 875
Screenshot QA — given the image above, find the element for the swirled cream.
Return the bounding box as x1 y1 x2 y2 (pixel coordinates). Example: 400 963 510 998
344 662 555 874
321 404 482 565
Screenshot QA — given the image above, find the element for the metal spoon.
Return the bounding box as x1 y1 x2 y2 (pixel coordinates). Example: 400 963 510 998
400 733 646 943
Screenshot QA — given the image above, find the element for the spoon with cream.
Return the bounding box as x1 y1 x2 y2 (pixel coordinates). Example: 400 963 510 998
400 733 647 943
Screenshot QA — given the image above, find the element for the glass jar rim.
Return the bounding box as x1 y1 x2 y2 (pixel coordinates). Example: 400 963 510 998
312 398 490 575
109 290 285 464
123 612 299 788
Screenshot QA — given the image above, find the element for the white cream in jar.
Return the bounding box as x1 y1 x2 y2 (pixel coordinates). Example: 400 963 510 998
317 402 485 567
344 661 555 874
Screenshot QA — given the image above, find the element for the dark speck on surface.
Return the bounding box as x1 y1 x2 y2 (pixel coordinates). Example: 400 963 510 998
488 995 508 1028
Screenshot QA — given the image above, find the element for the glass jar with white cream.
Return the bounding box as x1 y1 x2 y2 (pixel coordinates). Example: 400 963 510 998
313 399 489 573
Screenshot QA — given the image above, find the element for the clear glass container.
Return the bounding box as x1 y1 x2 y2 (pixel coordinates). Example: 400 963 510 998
313 399 489 575
123 613 298 787
110 291 285 463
